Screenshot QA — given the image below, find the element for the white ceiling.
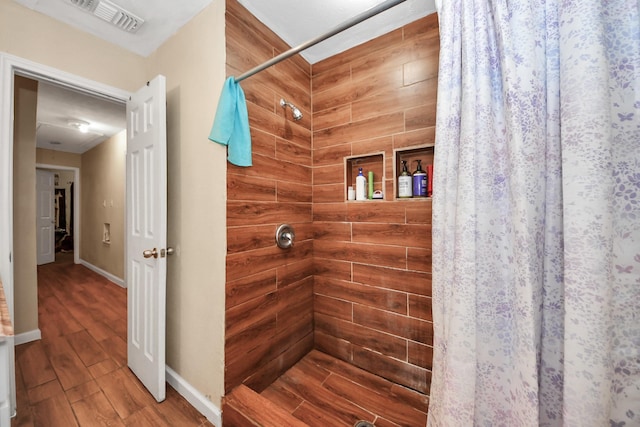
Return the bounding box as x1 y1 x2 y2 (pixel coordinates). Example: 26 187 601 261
18 0 436 153
13 0 214 57
36 81 125 154
238 0 435 64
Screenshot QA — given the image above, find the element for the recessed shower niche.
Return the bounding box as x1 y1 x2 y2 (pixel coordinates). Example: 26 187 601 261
394 144 434 199
345 153 385 201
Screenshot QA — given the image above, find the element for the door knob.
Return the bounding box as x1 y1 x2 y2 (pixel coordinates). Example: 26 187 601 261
143 248 158 259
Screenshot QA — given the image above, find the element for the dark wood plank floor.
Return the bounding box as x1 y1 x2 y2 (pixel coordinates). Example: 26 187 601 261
261 350 429 427
12 252 212 427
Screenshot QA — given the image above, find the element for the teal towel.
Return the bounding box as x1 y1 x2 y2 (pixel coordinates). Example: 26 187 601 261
208 77 252 167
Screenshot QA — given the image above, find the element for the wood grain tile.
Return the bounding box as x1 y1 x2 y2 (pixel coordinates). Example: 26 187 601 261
65 380 102 404
32 394 79 427
224 385 307 427
352 223 431 249
227 174 276 202
313 163 344 186
278 364 375 425
314 331 352 362
43 336 93 391
313 112 404 149
315 313 407 361
408 341 434 370
27 380 64 405
71 391 126 427
393 127 436 150
312 203 348 222
313 258 352 281
353 346 431 394
153 386 208 427
227 240 312 282
257 350 430 426
315 276 407 315
353 263 431 296
276 258 314 289
18 256 208 427
243 331 313 393
407 247 432 273
313 183 344 203
314 240 407 269
259 381 303 414
409 294 433 320
313 144 352 167
323 373 427 426
227 201 312 227
314 294 352 322
225 0 434 404
87 358 119 380
226 291 278 338
16 341 57 389
292 400 349 427
66 329 109 367
96 368 156 419
276 180 313 203
353 304 432 345
313 221 351 242
123 407 170 427
226 269 277 309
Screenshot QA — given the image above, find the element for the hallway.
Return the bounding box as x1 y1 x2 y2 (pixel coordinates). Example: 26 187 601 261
12 254 212 426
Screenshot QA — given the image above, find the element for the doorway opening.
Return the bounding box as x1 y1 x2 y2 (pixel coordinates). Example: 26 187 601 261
35 165 80 266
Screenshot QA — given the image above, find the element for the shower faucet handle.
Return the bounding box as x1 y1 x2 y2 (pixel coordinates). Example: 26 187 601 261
275 224 295 249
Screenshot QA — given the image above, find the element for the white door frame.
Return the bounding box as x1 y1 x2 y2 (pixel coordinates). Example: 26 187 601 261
0 52 130 418
35 164 81 264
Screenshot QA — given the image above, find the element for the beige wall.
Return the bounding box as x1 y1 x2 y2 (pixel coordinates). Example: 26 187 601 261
12 76 38 335
0 0 146 92
36 148 81 169
3 0 228 408
146 0 227 404
80 131 125 279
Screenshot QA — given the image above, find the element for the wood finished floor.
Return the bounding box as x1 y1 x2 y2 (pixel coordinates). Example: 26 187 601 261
12 252 212 427
260 350 429 427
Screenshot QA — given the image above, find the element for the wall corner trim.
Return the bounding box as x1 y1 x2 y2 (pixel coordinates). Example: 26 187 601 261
78 259 125 288
13 329 41 346
166 365 222 427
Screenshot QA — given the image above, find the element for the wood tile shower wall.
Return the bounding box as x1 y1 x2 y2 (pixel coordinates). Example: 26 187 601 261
311 14 438 395
224 0 314 393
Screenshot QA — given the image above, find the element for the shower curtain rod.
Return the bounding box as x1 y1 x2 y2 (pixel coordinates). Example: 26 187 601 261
234 0 408 82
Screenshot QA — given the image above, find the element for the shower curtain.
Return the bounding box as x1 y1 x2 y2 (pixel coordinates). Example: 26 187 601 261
429 0 640 426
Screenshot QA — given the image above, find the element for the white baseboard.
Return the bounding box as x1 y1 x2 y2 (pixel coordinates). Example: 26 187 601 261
166 366 222 427
78 259 125 288
14 329 41 345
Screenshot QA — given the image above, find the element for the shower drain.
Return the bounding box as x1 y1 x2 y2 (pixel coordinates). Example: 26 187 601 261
354 421 375 427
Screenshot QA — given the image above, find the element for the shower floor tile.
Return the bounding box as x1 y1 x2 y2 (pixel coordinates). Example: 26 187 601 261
261 350 429 427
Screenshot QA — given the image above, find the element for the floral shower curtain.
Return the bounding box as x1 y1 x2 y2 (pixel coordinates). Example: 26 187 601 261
428 0 640 426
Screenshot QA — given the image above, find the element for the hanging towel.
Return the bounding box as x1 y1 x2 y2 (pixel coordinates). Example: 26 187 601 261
208 77 252 167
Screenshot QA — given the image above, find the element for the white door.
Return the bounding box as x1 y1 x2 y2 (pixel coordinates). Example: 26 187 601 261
36 169 55 265
126 75 167 402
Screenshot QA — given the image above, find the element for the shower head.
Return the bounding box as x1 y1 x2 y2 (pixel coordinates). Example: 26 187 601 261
280 98 303 121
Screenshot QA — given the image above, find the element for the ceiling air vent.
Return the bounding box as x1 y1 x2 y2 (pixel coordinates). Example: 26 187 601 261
70 0 97 10
69 0 144 33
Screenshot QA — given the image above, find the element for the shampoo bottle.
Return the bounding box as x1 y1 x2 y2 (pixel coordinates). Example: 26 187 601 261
413 160 427 197
355 168 367 201
398 160 413 198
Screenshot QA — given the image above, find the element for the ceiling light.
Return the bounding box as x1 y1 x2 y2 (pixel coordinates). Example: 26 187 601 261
68 120 90 133
50 141 62 145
